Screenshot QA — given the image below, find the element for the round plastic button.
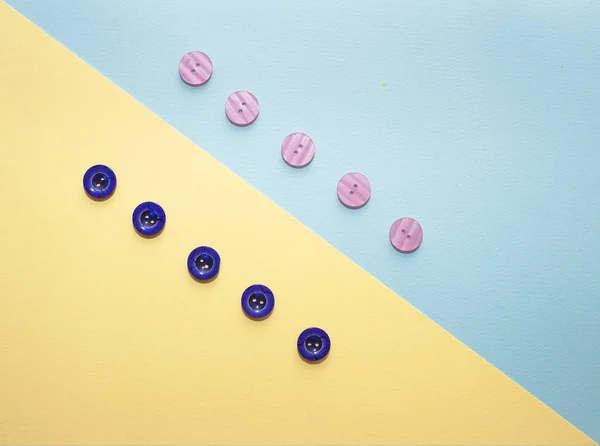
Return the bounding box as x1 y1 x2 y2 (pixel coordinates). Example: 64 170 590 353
281 133 315 168
179 51 213 87
187 246 221 282
132 202 166 237
241 284 275 319
297 327 331 362
225 91 259 127
389 217 423 253
337 172 371 209
83 164 116 199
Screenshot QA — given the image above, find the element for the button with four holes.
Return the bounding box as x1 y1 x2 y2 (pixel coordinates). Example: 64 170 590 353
132 202 166 237
281 132 315 168
188 246 221 282
389 217 423 253
337 172 370 209
83 164 117 200
241 284 275 319
225 91 259 127
179 51 213 87
297 327 331 362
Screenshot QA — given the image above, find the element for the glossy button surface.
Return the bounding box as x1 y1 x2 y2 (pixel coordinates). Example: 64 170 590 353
389 217 423 253
225 91 259 127
187 246 221 282
132 202 166 237
297 327 331 362
83 164 117 199
179 51 213 86
241 284 275 319
337 172 370 209
281 132 315 168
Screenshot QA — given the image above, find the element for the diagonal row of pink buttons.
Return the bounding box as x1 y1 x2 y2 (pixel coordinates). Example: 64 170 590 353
179 51 423 253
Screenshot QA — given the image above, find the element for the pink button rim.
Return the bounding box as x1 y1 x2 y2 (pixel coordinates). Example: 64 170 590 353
225 91 259 127
178 51 213 87
280 132 315 168
389 217 423 253
337 172 371 209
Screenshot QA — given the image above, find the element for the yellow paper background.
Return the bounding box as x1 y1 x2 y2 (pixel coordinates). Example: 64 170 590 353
0 3 594 445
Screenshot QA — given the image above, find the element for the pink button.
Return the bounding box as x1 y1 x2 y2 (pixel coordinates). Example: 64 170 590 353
281 133 315 168
337 173 371 209
179 51 213 87
225 91 259 127
389 218 423 253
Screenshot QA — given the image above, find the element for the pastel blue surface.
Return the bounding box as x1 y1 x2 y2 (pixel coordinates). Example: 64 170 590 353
7 0 600 440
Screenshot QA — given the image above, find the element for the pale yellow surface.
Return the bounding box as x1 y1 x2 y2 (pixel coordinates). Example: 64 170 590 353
0 3 594 445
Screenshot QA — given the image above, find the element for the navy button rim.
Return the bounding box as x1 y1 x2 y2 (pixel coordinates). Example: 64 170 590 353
297 327 331 362
241 284 275 320
187 246 221 282
132 202 166 236
83 164 117 199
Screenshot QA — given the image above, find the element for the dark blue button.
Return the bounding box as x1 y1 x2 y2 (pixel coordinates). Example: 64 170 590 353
83 165 117 199
241 284 275 319
297 327 331 362
132 202 166 236
187 246 220 282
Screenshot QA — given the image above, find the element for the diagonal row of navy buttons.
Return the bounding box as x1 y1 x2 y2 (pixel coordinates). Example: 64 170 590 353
83 164 330 363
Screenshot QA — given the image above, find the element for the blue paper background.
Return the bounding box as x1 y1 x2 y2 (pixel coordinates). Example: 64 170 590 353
7 0 600 440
